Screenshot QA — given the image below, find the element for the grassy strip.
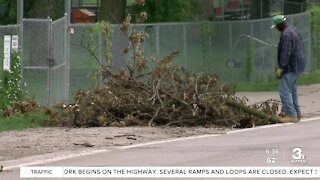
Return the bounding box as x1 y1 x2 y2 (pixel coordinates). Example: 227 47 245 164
0 112 48 132
236 70 320 92
298 70 320 85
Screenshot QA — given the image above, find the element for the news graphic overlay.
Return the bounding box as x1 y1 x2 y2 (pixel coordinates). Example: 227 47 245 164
291 147 307 164
265 148 280 164
21 166 320 178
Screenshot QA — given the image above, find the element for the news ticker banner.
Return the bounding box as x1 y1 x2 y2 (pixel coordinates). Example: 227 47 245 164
21 166 320 178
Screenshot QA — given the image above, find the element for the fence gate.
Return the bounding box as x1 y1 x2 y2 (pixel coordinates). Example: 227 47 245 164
22 17 68 106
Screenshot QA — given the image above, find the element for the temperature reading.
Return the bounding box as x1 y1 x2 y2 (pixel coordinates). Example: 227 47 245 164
267 157 276 164
265 148 279 164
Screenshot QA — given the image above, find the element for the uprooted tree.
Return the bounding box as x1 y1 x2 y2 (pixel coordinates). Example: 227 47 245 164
45 15 280 128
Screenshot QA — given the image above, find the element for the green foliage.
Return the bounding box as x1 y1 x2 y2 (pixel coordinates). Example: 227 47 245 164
200 22 214 66
87 21 113 86
201 23 214 38
89 21 113 65
100 0 126 24
309 5 320 69
0 0 16 24
0 51 25 111
0 0 64 25
129 0 202 23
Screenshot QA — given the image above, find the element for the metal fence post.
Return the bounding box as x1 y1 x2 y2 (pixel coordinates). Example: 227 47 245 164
17 0 24 81
183 24 187 68
65 0 71 103
260 0 263 19
307 13 312 71
48 18 53 106
17 0 23 23
229 22 234 81
222 0 225 21
156 25 160 58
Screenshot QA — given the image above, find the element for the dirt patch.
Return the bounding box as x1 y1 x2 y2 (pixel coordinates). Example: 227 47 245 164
0 126 229 161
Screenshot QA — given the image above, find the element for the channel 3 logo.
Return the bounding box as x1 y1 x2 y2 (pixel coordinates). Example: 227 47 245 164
291 147 307 164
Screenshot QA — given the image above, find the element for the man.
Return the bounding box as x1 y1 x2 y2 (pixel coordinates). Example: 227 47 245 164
271 15 305 123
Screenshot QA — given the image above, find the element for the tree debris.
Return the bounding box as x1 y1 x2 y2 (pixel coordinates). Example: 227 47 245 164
73 142 95 147
127 136 137 140
45 15 280 128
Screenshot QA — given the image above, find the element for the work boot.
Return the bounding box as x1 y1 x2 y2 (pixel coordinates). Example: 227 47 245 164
279 115 298 123
297 114 302 121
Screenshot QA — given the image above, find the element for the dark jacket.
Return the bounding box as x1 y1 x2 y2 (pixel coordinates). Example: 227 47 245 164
278 25 305 74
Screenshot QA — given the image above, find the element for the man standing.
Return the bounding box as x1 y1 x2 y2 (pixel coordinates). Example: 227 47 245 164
271 15 306 123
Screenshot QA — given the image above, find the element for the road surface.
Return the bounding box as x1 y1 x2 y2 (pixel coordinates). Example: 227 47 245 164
2 117 320 180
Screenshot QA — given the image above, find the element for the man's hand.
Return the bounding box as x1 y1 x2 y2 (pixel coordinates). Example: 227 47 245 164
276 68 283 79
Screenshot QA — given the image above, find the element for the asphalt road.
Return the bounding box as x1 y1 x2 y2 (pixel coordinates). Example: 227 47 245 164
2 118 320 180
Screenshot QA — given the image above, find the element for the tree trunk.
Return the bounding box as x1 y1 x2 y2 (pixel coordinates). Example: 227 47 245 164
284 0 307 15
250 0 270 19
100 0 126 24
226 100 279 123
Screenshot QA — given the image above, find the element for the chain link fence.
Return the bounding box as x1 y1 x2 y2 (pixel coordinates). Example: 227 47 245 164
66 12 310 106
50 17 68 106
22 17 67 106
0 12 312 106
22 19 51 105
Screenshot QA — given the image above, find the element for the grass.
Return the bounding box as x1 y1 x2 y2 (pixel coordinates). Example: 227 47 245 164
299 70 320 85
80 0 98 5
0 112 48 132
236 70 320 92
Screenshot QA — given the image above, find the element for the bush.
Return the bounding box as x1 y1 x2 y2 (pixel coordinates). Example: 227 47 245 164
0 51 25 112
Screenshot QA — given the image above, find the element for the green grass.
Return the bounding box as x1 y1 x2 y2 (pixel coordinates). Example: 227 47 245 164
299 70 320 85
0 112 48 132
236 70 320 92
236 80 279 92
81 0 98 5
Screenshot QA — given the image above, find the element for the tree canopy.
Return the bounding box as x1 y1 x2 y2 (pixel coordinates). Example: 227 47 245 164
100 0 126 24
0 0 64 25
129 0 202 23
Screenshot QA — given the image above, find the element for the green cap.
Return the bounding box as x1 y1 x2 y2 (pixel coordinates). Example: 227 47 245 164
271 15 286 29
